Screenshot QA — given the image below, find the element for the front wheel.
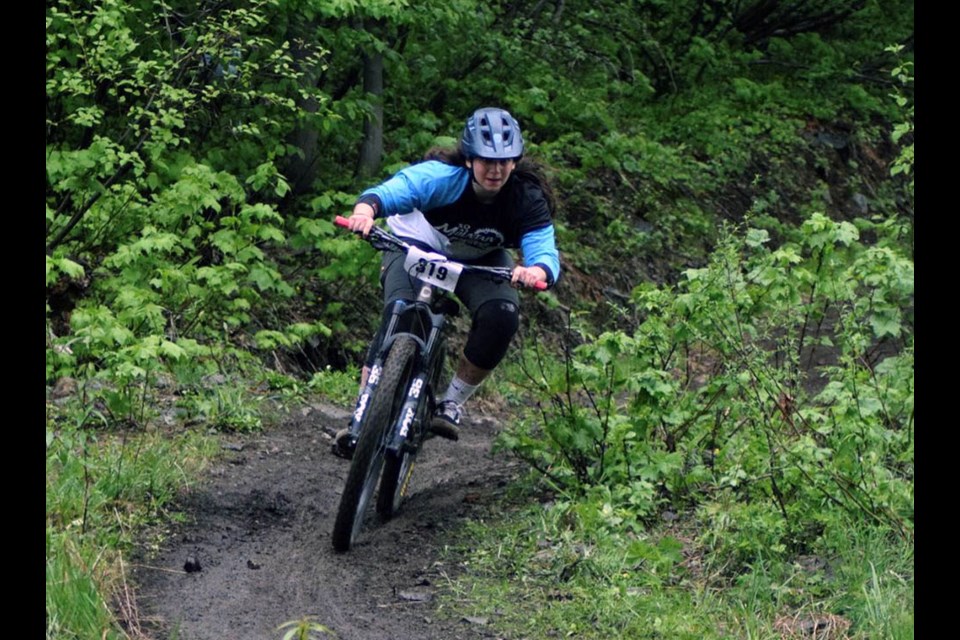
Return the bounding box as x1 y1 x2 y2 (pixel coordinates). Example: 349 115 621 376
331 336 417 552
379 346 444 519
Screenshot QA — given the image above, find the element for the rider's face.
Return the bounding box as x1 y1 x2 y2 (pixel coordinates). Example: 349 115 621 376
468 157 516 196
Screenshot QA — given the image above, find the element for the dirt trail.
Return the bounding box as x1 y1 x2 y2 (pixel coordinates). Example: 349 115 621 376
131 401 523 640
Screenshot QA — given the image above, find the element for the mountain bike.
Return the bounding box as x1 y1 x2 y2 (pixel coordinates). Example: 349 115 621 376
330 215 545 553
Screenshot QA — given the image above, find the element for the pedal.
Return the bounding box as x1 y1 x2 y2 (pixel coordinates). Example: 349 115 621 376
331 430 357 460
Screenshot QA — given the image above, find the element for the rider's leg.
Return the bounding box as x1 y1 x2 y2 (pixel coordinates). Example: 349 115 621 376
432 248 523 434
440 354 489 405
443 299 519 398
431 295 520 439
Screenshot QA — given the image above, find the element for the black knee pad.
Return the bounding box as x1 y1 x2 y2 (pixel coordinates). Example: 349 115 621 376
464 300 520 370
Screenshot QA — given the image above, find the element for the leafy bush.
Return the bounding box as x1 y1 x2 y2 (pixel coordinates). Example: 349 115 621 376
501 212 913 566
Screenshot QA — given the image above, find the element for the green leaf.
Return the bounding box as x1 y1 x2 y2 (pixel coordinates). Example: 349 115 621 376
869 310 902 339
745 228 770 248
58 258 86 279
160 340 187 360
248 265 279 291
211 229 241 254
836 221 860 246
257 226 286 243
110 325 135 346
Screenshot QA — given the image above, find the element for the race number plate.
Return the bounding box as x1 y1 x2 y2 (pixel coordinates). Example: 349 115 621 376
404 246 462 292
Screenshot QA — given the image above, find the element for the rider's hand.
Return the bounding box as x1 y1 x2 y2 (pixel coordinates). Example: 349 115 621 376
511 265 547 289
347 203 376 237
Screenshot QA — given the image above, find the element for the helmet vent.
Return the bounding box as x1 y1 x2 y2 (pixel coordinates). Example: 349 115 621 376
461 107 524 160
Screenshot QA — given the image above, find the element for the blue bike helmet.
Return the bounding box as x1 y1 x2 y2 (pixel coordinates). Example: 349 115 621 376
461 107 524 160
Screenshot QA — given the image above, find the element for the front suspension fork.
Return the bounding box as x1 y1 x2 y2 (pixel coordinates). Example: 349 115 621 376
386 371 430 454
346 359 384 439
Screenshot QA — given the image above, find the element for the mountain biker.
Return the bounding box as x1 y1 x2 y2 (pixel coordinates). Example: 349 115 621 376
333 107 560 456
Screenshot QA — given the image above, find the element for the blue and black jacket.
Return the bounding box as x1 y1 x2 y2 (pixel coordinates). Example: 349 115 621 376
356 160 561 286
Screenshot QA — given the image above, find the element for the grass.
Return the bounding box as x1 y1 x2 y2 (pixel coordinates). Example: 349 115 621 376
46 408 219 639
437 476 914 640
830 527 915 639
306 364 362 406
46 532 120 640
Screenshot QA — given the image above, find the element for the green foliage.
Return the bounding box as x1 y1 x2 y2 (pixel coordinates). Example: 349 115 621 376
46 0 343 390
46 532 122 640
176 383 264 432
443 501 715 639
887 45 914 198
306 365 362 405
45 0 913 635
45 0 915 389
277 616 337 640
502 214 913 569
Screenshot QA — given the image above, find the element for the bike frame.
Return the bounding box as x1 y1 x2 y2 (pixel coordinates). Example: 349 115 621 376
331 215 546 551
336 214 545 458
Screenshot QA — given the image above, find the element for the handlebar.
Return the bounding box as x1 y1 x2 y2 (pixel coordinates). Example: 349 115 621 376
334 216 547 291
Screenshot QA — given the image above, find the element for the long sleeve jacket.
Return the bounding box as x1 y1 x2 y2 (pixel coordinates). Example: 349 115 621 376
357 160 561 285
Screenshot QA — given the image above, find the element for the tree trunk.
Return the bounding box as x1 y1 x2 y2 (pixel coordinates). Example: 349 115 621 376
356 50 384 180
284 23 326 197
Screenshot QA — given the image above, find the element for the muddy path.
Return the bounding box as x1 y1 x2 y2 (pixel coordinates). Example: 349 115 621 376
131 401 525 640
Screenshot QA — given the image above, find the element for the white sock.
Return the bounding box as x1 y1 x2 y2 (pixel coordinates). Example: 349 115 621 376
442 376 478 406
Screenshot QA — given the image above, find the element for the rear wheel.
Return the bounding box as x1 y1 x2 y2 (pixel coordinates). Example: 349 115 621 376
331 336 417 552
377 449 417 519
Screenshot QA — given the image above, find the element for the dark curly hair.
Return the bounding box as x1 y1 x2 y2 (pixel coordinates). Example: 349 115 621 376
422 143 557 216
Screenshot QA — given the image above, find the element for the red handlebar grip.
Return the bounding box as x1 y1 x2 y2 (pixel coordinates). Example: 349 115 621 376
334 215 350 228
534 281 548 291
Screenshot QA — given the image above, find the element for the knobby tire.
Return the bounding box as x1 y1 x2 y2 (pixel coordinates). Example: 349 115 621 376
377 345 445 519
331 336 418 552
